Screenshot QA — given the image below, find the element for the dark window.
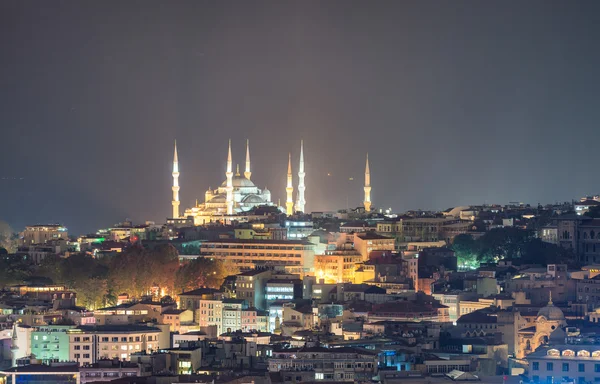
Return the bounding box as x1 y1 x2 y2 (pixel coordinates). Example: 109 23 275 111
563 363 569 372
533 362 539 371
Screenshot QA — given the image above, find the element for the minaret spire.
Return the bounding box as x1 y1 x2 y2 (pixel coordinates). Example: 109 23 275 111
286 153 294 216
244 139 251 180
295 140 306 213
171 140 180 218
548 291 553 305
226 140 234 215
363 153 372 212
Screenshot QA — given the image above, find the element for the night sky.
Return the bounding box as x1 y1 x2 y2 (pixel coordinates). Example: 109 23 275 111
1 1 600 234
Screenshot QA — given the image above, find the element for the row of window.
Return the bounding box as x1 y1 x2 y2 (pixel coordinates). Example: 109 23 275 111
204 245 307 250
547 349 600 357
532 361 600 372
532 376 600 384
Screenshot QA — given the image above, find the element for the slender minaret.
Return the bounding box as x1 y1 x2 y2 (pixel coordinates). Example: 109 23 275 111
364 153 372 212
226 140 234 215
286 153 294 215
295 140 306 213
171 141 180 218
244 139 251 180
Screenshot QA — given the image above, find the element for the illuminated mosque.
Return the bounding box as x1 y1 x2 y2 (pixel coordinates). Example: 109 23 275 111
169 139 371 225
170 140 306 225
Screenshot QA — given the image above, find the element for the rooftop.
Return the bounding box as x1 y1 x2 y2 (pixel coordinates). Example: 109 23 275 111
76 325 161 333
1 364 78 373
203 239 312 245
356 232 393 240
179 288 219 296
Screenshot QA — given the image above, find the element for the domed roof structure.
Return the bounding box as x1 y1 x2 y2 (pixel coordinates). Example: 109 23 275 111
242 194 265 204
221 175 256 188
537 292 565 321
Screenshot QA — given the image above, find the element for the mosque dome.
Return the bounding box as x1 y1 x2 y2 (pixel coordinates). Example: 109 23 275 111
221 175 256 188
537 295 565 321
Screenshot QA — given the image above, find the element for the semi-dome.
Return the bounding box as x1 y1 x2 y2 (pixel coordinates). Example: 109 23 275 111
208 195 226 203
242 194 265 204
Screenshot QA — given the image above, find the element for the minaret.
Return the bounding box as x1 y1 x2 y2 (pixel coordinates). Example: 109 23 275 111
363 153 372 212
226 140 234 215
295 140 306 213
10 323 19 367
171 141 180 218
286 153 294 216
244 139 251 180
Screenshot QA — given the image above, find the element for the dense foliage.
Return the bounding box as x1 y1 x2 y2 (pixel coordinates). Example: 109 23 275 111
451 227 575 269
2 244 231 309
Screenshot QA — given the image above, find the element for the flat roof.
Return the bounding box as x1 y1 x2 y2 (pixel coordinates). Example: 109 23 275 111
1 365 78 373
202 239 312 245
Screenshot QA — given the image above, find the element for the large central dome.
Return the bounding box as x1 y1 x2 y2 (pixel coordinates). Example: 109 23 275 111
221 175 256 188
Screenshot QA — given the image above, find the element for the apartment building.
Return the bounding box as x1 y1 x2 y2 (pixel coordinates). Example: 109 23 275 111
527 344 600 384
21 224 68 245
80 360 140 384
67 325 162 365
235 269 273 310
353 232 395 261
201 239 315 272
269 345 378 382
315 250 363 284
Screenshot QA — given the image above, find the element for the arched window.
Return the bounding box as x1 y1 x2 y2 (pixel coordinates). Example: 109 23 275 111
592 351 600 357
547 349 560 356
562 350 575 357
577 350 590 357
591 230 595 240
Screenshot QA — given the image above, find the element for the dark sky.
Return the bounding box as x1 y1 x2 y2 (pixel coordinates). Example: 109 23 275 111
1 1 600 235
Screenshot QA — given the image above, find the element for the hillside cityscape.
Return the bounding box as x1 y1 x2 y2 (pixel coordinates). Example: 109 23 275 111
3 162 600 383
3 1 600 384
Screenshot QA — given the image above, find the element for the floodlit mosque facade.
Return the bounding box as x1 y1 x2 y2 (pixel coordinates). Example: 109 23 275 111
170 140 307 225
169 139 372 225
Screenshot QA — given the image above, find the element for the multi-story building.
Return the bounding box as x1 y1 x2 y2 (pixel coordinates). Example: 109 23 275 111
314 249 362 284
418 247 457 271
376 218 460 243
368 300 449 323
240 307 269 332
67 324 162 365
31 325 75 364
235 269 273 310
551 215 600 263
197 297 223 336
21 224 68 245
178 288 221 323
0 364 79 384
505 264 574 306
93 302 167 326
222 299 246 333
80 360 140 384
265 279 303 307
576 274 600 310
269 345 378 382
526 344 600 384
353 232 395 261
161 309 194 333
201 239 315 273
284 220 314 239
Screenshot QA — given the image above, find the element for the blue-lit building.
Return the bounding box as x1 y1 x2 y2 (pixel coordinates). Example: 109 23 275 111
0 364 79 384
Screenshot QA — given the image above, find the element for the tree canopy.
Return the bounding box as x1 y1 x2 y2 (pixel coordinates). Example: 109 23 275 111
451 227 575 268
